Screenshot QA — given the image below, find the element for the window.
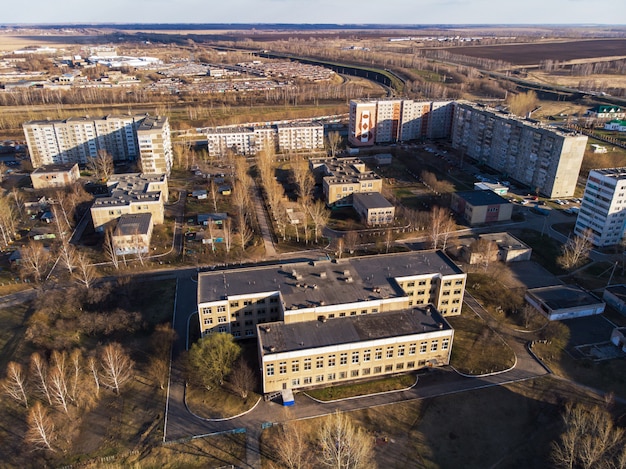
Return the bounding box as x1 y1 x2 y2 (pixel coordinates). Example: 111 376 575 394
375 348 382 360
279 362 287 374
363 350 371 362
339 372 347 379
418 280 426 286
372 308 378 313
316 375 324 383
218 326 228 333
201 307 212 315
203 318 212 325
374 366 382 374
328 313 335 318
454 289 462 295
292 361 299 373
292 378 300 386
233 331 241 338
431 341 438 352
409 343 416 355
245 329 254 337
243 300 252 306
362 368 370 376
328 355 336 367
420 342 427 353
406 281 415 287
352 352 359 364
258 299 265 304
258 309 266 315
455 280 463 285
244 310 253 316
407 361 415 369
217 305 226 313
304 377 312 384
244 320 253 326
218 316 227 323
230 301 239 308
396 363 404 370
385 365 393 372
304 358 311 370
340 312 346 317
267 364 274 376
398 345 405 357
442 338 450 350
350 311 357 316
386 347 394 359
328 373 336 381
443 281 452 287
351 369 359 377
340 353 347 365
418 360 426 366
442 291 450 296
361 310 367 315
316 357 324 369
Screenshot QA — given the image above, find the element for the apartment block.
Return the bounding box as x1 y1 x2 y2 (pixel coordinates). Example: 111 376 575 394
575 168 626 246
136 116 173 175
349 99 455 146
197 251 464 393
204 122 324 157
90 173 168 231
23 115 171 174
451 102 587 198
309 157 383 207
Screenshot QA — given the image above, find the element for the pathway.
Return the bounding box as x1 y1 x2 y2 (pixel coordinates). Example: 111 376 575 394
250 179 277 258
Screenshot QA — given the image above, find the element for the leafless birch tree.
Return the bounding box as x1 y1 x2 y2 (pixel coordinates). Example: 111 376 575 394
30 353 52 405
2 361 29 408
99 343 134 395
87 150 114 181
103 226 120 270
19 241 51 283
558 229 593 270
272 422 311 469
73 252 97 288
317 412 375 469
26 402 56 452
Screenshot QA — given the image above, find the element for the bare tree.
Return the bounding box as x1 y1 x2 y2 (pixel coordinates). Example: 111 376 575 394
308 200 329 244
103 226 120 270
2 361 29 408
317 412 375 469
326 131 342 157
273 422 311 469
26 402 56 452
469 238 499 271
57 239 77 275
87 355 100 397
429 206 454 250
335 236 344 259
507 90 539 117
223 218 233 254
558 229 592 270
48 350 70 413
552 402 625 469
30 353 52 405
99 343 134 395
209 179 219 213
68 349 82 404
87 150 114 181
0 194 16 249
237 213 254 252
19 241 52 284
229 357 255 399
345 231 359 254
73 252 97 288
148 356 168 390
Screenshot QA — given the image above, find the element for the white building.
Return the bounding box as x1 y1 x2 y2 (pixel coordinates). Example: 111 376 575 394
276 122 324 151
575 168 626 247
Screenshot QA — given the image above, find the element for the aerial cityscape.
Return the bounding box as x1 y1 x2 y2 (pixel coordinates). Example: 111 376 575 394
1 10 626 469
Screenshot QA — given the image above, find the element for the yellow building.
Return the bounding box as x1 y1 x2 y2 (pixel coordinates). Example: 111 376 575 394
90 173 167 232
197 250 464 393
30 163 80 189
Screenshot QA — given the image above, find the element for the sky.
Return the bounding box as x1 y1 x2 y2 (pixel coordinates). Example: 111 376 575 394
3 0 625 25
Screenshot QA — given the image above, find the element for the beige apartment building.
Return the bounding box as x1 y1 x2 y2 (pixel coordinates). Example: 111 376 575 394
23 115 171 174
136 116 173 175
197 250 463 393
90 173 168 231
310 157 383 206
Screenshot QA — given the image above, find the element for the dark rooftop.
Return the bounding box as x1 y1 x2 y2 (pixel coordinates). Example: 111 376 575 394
455 190 511 207
114 213 152 236
258 306 451 355
353 192 394 209
605 284 626 303
32 163 78 173
527 285 604 310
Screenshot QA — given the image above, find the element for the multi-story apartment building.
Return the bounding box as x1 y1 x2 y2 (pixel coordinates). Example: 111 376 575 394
204 122 324 157
309 157 383 206
23 115 172 175
136 116 173 175
349 99 455 146
197 251 464 393
451 102 587 198
90 173 168 231
574 168 626 246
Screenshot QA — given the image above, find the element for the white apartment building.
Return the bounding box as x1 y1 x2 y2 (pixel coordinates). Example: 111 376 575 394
575 168 626 246
23 115 172 175
136 116 173 175
276 122 324 151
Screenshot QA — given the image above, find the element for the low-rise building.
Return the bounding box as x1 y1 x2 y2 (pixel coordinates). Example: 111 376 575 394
353 192 395 226
451 191 513 225
112 213 153 255
30 163 80 189
473 182 509 196
604 120 626 132
603 284 626 315
90 173 167 232
586 105 626 121
525 285 605 321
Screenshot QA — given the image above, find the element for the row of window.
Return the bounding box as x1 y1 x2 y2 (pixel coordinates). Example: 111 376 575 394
404 279 463 288
266 340 450 376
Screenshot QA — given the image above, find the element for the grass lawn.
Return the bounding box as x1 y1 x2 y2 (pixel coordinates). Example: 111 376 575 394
305 374 416 401
448 307 516 375
0 302 32 371
186 385 260 419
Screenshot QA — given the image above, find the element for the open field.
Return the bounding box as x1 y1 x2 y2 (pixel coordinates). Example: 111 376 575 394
528 70 626 89
444 39 626 66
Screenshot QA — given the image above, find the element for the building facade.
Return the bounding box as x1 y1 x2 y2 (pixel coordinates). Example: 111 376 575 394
90 173 168 231
451 102 587 198
136 116 173 175
197 251 465 393
349 99 455 147
450 190 513 225
112 212 153 255
353 192 395 225
575 168 626 246
30 163 80 189
23 115 171 174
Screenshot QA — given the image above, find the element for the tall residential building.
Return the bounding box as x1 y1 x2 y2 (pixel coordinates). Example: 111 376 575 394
197 251 465 393
451 102 587 198
204 122 324 157
23 115 172 175
349 99 455 146
575 168 626 246
136 116 173 175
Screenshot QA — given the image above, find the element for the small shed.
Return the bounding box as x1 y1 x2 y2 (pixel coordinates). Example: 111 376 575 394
218 185 232 196
197 213 228 226
374 153 392 165
526 285 605 321
191 189 207 200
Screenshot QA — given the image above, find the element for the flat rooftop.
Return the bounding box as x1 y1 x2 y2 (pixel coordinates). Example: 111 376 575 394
353 192 394 209
258 305 451 355
527 285 604 310
198 250 463 308
114 213 152 236
605 284 626 302
590 167 626 181
32 163 77 173
455 190 510 206
479 232 529 250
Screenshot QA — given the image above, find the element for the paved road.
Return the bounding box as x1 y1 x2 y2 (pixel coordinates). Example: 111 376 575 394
249 179 277 258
